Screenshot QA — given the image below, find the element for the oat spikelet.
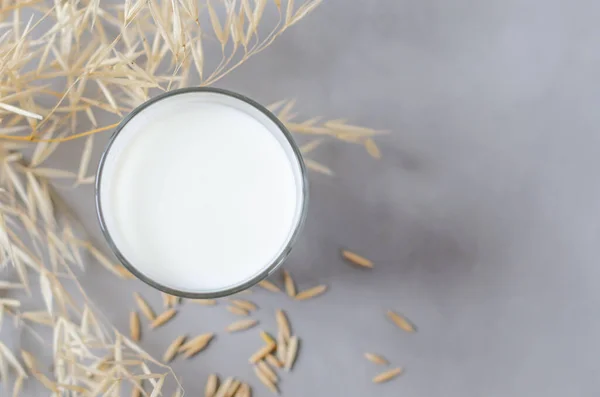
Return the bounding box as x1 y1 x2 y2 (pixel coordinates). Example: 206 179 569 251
253 366 278 394
372 367 403 383
249 342 276 363
275 309 291 340
387 310 415 333
258 280 280 293
205 374 218 397
295 284 327 300
130 311 141 341
364 353 388 365
230 299 257 311
134 293 156 321
282 270 295 297
226 319 258 333
163 335 186 362
341 250 373 268
284 336 298 371
256 360 278 383
227 306 249 316
150 308 177 329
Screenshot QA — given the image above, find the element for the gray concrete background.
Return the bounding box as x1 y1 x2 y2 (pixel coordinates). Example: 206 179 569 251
32 1 600 396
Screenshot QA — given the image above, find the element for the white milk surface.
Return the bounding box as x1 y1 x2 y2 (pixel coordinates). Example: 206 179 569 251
98 92 303 294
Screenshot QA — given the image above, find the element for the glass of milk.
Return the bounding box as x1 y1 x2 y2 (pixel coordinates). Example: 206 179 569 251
95 88 308 298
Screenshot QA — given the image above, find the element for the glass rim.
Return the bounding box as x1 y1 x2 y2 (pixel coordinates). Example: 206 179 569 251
95 87 309 299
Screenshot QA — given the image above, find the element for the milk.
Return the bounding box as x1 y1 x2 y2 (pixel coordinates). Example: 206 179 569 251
97 90 305 295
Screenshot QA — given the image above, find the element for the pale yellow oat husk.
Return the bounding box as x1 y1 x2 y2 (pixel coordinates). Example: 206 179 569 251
227 306 249 316
134 293 156 321
372 367 403 383
214 377 234 397
282 270 296 297
230 299 257 311
249 342 276 363
260 330 276 345
284 336 299 371
275 309 291 340
193 299 218 306
163 335 187 362
150 308 177 329
256 360 278 383
179 333 214 352
205 373 219 397
364 352 388 365
258 280 281 293
253 366 278 394
295 284 328 300
130 311 141 341
266 354 283 368
226 319 258 332
387 310 416 333
341 250 374 268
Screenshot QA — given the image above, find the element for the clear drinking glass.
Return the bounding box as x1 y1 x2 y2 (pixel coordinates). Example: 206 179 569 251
95 87 308 298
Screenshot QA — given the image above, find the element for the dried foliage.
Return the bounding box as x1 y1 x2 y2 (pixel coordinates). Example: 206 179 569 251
0 0 393 394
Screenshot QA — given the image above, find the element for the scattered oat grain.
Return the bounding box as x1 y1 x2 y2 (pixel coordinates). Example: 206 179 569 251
230 299 257 311
387 310 415 333
163 335 186 362
214 377 233 397
226 319 258 333
130 311 141 341
341 249 373 268
282 270 296 297
193 299 217 306
364 353 388 365
227 306 249 316
260 331 275 345
225 379 241 397
253 366 278 394
258 280 280 293
180 333 214 352
249 342 276 363
257 360 278 383
275 309 291 340
266 354 282 368
134 293 156 321
372 367 403 383
205 374 218 397
284 336 298 371
150 308 177 329
295 284 327 300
